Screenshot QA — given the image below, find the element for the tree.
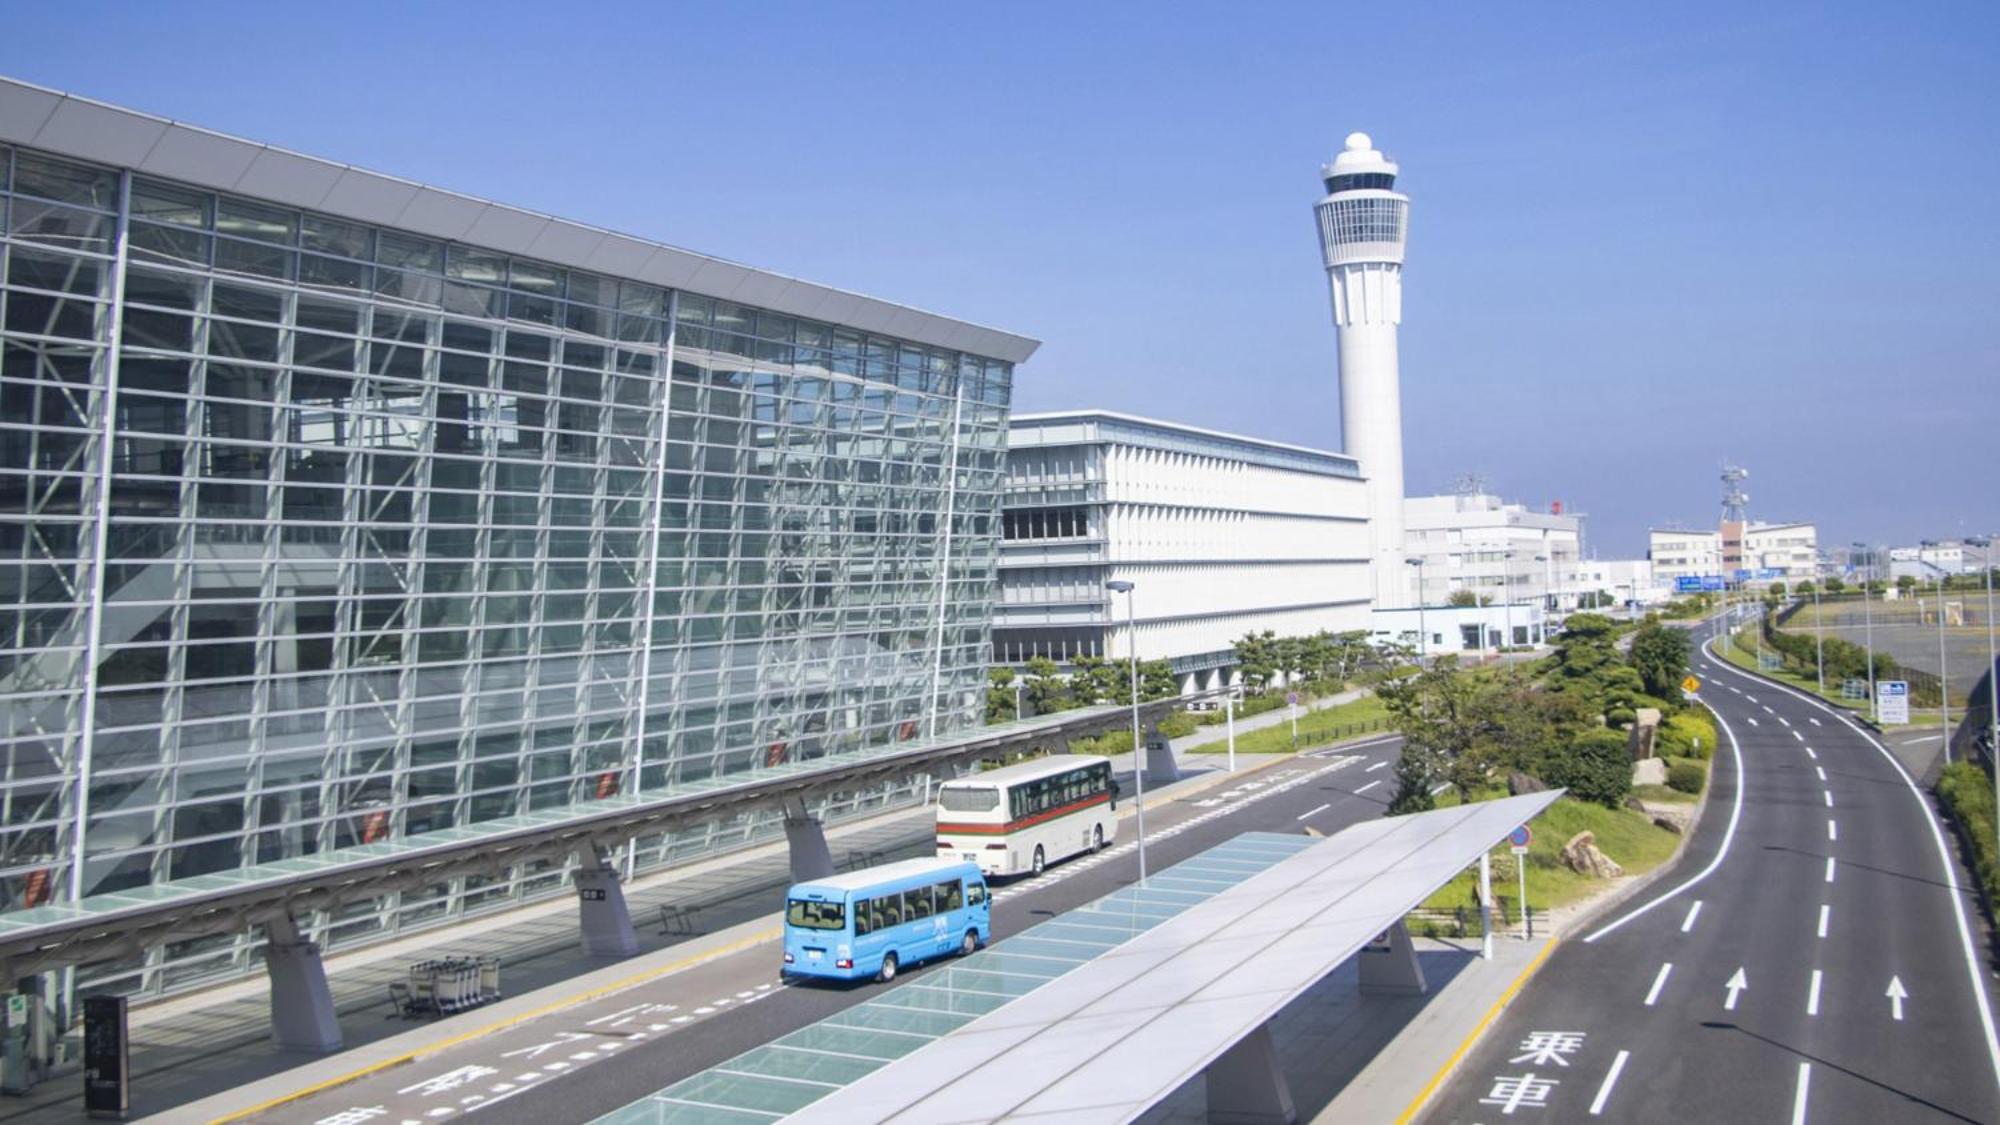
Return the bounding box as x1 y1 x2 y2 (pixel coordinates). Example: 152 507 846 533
986 667 1019 723
1385 752 1436 815
1794 580 1815 597
1067 654 1121 706
1628 621 1693 699
1769 581 1787 598
1327 630 1374 684
1447 589 1487 607
1022 656 1069 715
1545 729 1633 808
1896 575 1918 594
1233 630 1277 693
1543 613 1646 718
1139 659 1178 701
1378 655 1490 802
1272 635 1307 686
1823 575 1846 594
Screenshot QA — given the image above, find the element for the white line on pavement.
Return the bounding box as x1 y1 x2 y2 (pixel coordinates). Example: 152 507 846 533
1792 1062 1812 1125
1824 790 1833 808
1805 746 1818 760
1729 685 1742 694
1809 717 1822 726
1295 802 1331 821
1794 730 1805 742
1828 820 1838 841
1747 717 1760 727
1366 760 1388 772
1807 969 1824 1016
1764 705 1776 715
1356 779 1381 795
1585 700 1747 943
1818 903 1830 938
1815 766 1826 781
1681 900 1703 933
1779 716 1791 727
1645 962 1673 1006
1748 695 1761 704
1589 1049 1631 1116
1825 856 1836 883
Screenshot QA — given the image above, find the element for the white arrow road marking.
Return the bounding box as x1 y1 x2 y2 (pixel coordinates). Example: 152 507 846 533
1645 962 1674 1006
1366 760 1388 772
1681 900 1702 933
1792 1062 1812 1125
1295 802 1331 820
1725 967 1748 1011
1356 779 1382 795
1817 904 1830 938
1589 1050 1631 1116
1828 820 1838 841
1807 969 1824 1016
1825 856 1836 884
1887 976 1908 1021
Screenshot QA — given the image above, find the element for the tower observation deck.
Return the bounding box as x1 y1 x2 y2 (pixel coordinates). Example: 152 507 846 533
1315 132 1412 608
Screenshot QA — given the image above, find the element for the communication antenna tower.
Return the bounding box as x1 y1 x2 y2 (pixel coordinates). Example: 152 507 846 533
1720 464 1750 523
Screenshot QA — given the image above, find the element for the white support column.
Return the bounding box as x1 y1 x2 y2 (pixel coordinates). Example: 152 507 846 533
1205 1022 1297 1125
574 846 639 959
782 796 835 884
264 914 341 1052
1478 851 1495 961
1358 918 1427 995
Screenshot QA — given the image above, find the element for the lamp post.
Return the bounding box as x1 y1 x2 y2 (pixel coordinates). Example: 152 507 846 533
1406 557 1427 664
1813 579 1825 697
1856 543 1877 720
1968 536 1999 834
1013 679 1024 723
1938 572 1952 761
1106 579 1145 882
1535 554 1550 641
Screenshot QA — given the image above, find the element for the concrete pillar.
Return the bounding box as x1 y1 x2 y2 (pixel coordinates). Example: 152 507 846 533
264 913 341 1052
1179 671 1198 697
1143 723 1181 784
782 797 835 884
575 847 639 958
1205 1022 1296 1125
1359 918 1427 996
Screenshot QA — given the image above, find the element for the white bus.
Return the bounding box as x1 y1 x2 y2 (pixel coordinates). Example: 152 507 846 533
936 754 1117 877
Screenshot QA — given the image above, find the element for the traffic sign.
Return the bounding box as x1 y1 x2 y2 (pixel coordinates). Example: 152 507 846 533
1681 675 1701 694
1508 825 1532 851
1286 692 1298 706
1877 680 1910 725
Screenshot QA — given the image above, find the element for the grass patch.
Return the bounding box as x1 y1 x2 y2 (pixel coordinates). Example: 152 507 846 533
1716 628 1868 713
1939 762 1999 910
1413 792 1683 927
1185 693 1390 754
1633 782 1698 805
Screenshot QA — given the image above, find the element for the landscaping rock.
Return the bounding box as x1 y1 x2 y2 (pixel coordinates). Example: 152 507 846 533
1652 814 1686 835
1632 758 1667 787
1508 771 1549 796
1560 830 1624 879
1628 707 1662 760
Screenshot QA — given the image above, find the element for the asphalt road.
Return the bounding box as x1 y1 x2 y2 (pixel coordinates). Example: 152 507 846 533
271 734 1409 1125
1425 614 2000 1124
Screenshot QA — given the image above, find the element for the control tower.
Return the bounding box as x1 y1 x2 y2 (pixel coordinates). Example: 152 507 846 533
1315 132 1411 608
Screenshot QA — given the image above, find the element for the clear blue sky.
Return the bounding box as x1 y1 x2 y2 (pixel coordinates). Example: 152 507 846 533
5 2 1995 556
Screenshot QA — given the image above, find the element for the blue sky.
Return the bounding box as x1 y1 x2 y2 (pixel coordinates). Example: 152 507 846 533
5 2 1995 555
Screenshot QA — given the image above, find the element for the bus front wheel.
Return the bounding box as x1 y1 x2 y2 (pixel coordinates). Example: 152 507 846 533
961 930 978 957
877 953 898 983
1032 846 1046 876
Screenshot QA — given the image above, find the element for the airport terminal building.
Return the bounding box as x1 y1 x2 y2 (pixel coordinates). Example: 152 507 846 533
0 79 1035 996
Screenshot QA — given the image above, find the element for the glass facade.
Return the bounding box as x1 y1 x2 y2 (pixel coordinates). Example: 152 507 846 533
0 144 1012 995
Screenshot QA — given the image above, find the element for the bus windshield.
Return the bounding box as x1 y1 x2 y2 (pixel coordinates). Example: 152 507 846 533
786 898 846 931
938 785 1000 813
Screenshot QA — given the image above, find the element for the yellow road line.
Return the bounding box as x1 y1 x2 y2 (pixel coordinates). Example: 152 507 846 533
1392 936 1561 1125
211 925 783 1124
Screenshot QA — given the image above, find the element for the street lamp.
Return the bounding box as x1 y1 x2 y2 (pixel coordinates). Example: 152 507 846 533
1106 579 1145 882
1938 571 1952 761
1535 554 1551 640
1853 542 1878 719
1968 536 1998 836
1406 557 1427 663
1812 578 1825 697
1013 679 1025 723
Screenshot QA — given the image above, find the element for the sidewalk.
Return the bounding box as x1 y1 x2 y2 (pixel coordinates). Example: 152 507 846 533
1 738 1299 1123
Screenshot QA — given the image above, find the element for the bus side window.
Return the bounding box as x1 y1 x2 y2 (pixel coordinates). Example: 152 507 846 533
855 899 873 936
907 888 934 920
938 879 963 912
879 895 901 927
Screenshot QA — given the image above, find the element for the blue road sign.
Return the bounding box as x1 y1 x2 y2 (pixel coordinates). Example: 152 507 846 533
1676 576 1704 593
1508 825 1533 849
1701 576 1726 592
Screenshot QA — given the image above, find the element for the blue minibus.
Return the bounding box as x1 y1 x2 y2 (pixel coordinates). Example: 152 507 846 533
782 857 990 983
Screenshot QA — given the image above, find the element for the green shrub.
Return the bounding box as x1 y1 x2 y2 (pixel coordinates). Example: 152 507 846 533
1606 707 1637 728
1666 760 1705 794
1544 729 1633 808
1155 712 1197 739
1656 708 1717 759
1939 762 2000 908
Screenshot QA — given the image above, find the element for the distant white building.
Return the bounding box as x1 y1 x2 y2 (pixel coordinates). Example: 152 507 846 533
1574 559 1672 607
1889 541 1987 580
993 411 1373 693
1401 493 1582 612
1373 602 1549 657
1649 522 1819 586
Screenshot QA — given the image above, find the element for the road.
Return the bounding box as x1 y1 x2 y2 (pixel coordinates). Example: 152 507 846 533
1425 613 2000 1124
265 734 1410 1125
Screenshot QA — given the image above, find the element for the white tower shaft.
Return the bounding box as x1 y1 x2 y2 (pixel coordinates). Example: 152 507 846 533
1316 133 1411 609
